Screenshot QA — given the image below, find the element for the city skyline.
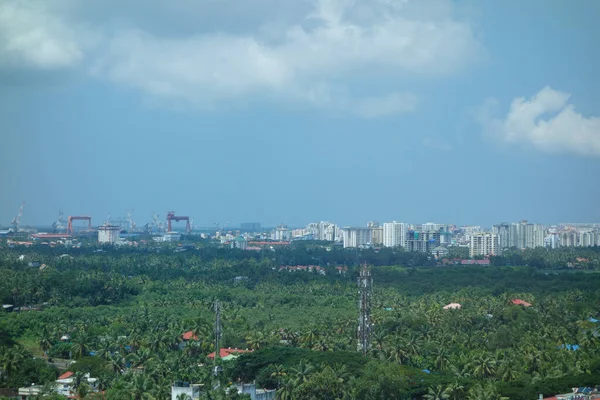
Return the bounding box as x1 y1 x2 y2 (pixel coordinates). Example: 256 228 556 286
1 0 599 227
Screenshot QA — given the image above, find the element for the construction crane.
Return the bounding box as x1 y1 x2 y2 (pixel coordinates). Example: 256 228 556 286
67 216 92 235
11 201 25 232
166 211 191 234
151 213 165 233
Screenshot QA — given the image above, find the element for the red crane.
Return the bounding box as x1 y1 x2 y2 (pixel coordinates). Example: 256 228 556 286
166 211 191 234
67 216 92 235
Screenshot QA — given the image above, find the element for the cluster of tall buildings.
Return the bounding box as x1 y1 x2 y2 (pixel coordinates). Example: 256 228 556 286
259 220 600 258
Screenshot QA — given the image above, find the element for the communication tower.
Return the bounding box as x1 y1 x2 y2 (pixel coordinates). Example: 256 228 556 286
357 262 372 355
213 300 223 381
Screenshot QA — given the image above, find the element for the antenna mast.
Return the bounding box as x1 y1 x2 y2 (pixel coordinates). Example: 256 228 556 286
214 300 221 362
357 262 372 356
213 300 223 380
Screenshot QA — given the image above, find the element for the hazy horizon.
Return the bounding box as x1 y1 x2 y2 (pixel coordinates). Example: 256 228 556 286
2 0 599 228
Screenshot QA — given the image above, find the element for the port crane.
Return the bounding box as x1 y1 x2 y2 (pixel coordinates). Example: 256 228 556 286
67 216 92 235
11 201 25 232
52 210 66 233
166 211 191 234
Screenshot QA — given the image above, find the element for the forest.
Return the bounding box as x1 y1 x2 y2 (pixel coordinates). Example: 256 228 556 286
1 242 600 399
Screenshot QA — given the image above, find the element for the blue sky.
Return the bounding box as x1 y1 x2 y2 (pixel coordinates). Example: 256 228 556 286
1 0 599 228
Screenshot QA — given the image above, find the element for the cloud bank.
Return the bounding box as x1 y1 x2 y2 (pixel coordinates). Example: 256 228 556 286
0 0 482 116
481 87 600 157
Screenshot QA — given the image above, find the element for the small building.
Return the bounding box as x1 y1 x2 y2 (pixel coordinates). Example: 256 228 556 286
511 299 532 307
55 372 98 397
431 246 448 258
162 232 181 242
18 385 42 399
232 383 276 400
181 331 199 341
208 348 252 361
460 259 491 266
443 303 462 310
231 236 248 250
171 382 203 400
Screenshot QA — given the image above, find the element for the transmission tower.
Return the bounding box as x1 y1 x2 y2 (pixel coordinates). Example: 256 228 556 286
357 262 372 356
213 300 222 377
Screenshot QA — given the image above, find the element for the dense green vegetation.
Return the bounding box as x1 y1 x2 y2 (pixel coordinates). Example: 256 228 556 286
1 243 600 399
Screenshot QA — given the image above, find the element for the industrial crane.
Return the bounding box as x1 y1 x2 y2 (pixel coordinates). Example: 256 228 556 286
11 201 25 232
166 211 191 234
67 216 92 235
52 210 66 233
126 209 137 232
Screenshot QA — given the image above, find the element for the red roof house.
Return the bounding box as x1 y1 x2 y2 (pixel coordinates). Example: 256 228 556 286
58 371 74 380
207 348 252 359
182 331 199 341
511 299 532 307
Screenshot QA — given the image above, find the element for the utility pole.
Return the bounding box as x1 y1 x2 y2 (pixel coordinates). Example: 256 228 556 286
357 262 372 356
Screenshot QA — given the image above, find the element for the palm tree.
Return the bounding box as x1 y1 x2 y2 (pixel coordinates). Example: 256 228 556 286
71 334 90 359
468 353 497 379
291 360 314 384
276 377 295 400
423 385 450 400
270 364 287 388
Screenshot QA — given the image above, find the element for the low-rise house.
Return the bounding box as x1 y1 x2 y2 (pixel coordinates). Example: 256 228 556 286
208 348 252 361
443 303 462 310
171 382 203 400
55 371 99 397
511 299 532 307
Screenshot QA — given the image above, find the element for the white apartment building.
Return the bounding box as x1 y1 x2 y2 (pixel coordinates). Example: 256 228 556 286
382 222 406 248
469 233 499 257
98 225 120 244
343 227 371 248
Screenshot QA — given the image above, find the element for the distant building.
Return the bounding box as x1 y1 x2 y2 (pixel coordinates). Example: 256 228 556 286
232 383 276 400
55 372 98 397
306 221 338 241
162 232 182 242
171 382 203 400
98 225 120 244
343 227 371 248
431 246 448 258
382 222 406 248
405 229 440 253
469 233 499 257
493 221 545 249
231 236 248 250
241 222 261 232
272 225 292 241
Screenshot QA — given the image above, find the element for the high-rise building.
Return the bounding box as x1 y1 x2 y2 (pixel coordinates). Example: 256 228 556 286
98 225 120 244
494 221 545 249
240 222 261 232
469 233 499 257
367 222 384 246
272 224 291 241
306 221 338 242
382 222 406 248
405 229 440 253
493 223 511 250
343 227 372 248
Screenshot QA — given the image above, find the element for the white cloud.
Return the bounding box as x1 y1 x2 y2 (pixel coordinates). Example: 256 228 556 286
481 87 600 156
0 2 83 69
0 0 482 117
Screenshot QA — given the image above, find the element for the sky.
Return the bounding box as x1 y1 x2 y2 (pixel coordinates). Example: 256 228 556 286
1 0 599 229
